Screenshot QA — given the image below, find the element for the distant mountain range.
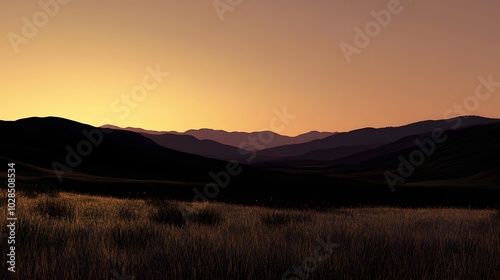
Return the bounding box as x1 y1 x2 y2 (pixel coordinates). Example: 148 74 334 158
1 116 499 207
101 125 336 150
104 116 500 165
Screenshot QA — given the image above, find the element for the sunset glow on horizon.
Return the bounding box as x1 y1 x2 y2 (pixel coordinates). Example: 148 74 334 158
1 0 500 136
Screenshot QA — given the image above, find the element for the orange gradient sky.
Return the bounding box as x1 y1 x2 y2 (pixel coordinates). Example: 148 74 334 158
1 0 500 135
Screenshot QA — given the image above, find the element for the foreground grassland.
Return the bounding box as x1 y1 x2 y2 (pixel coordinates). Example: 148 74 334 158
1 192 499 280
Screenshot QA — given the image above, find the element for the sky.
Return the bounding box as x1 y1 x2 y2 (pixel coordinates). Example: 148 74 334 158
1 0 500 136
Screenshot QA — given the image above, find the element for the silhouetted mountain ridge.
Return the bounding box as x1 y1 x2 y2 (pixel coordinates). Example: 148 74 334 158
101 125 336 150
256 116 500 160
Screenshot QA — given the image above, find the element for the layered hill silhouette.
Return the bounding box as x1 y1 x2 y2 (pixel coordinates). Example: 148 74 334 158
137 133 273 162
328 122 500 188
1 116 499 207
255 116 500 162
172 129 336 150
0 117 365 202
257 121 500 190
102 125 336 150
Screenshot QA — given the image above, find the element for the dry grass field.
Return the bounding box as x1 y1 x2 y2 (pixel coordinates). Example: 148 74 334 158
1 191 499 280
